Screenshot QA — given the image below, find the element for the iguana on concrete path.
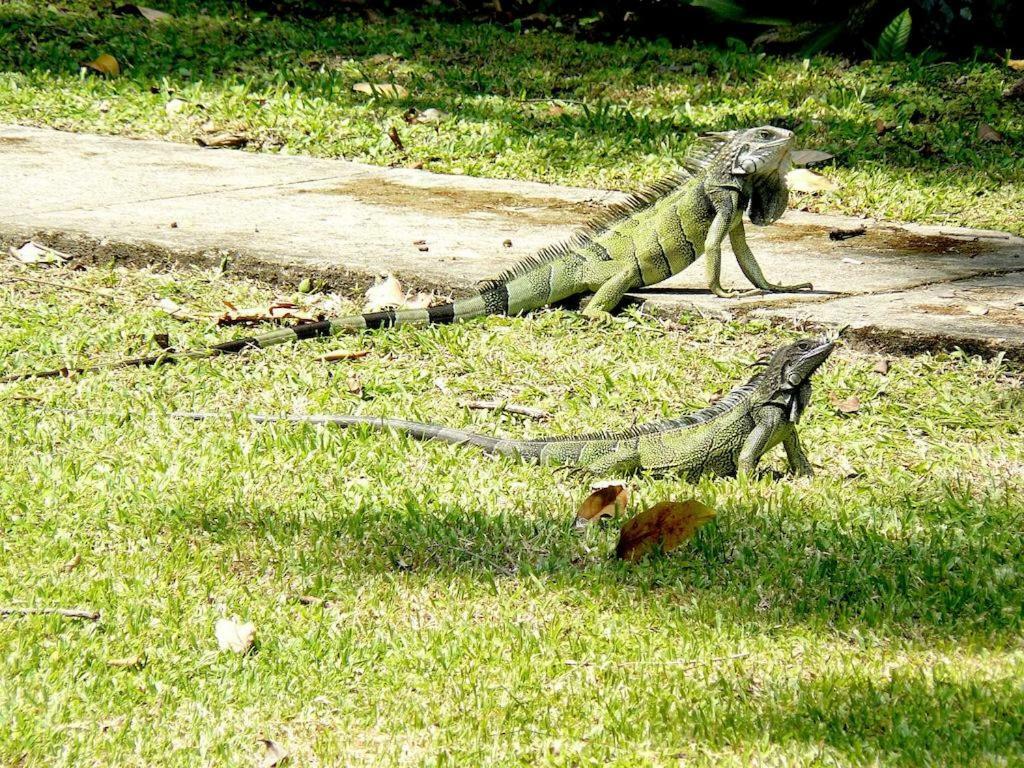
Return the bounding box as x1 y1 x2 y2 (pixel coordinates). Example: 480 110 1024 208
171 336 834 479
2 126 810 382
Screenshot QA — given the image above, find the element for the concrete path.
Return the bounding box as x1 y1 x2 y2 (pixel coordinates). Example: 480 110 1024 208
2 124 1022 356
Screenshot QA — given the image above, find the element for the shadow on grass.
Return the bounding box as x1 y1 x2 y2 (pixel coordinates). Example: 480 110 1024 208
1 3 1020 181
186 480 1024 643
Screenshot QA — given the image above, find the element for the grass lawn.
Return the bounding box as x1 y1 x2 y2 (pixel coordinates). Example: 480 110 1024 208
1 260 1023 766
0 1 1023 234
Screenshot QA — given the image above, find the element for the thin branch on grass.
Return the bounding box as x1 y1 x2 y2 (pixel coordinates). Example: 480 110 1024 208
1 606 100 621
1 276 114 300
460 400 550 420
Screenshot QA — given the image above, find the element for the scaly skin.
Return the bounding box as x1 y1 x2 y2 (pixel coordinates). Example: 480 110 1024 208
173 337 835 480
1 126 812 383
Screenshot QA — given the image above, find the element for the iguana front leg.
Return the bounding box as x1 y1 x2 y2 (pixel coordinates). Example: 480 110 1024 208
704 202 738 299
737 422 775 477
729 220 812 293
782 428 814 476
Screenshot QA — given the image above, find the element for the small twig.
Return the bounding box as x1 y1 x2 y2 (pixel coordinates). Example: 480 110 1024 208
1 605 100 621
563 652 749 670
1 276 114 300
461 399 550 420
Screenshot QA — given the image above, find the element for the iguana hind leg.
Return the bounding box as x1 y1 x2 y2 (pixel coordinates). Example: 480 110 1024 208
580 266 640 321
729 221 812 293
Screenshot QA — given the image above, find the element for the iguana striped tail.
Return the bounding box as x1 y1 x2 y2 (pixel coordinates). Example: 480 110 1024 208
0 286 510 382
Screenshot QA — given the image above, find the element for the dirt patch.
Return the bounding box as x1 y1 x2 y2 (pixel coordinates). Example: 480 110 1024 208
0 227 472 299
0 136 30 147
297 177 602 225
762 221 987 257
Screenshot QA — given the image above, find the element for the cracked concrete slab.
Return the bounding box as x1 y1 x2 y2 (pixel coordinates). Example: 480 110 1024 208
2 124 1022 356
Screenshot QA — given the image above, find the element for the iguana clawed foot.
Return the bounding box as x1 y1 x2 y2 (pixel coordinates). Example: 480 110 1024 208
580 308 618 327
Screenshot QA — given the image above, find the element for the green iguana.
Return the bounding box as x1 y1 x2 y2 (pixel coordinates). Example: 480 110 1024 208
171 336 834 479
3 126 810 382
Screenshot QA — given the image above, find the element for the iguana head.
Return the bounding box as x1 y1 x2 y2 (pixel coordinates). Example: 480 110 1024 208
703 125 794 226
753 336 835 422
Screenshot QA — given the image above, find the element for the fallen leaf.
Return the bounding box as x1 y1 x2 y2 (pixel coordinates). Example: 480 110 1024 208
346 375 363 396
387 125 404 150
156 297 199 321
84 53 120 77
1007 59 1024 71
153 333 172 350
352 82 408 99
114 4 172 21
403 107 446 124
215 301 317 326
829 226 866 241
8 241 70 265
60 553 81 573
790 149 834 166
258 738 288 768
363 274 405 312
319 349 371 362
786 169 838 193
433 376 449 394
615 500 716 562
164 98 187 115
195 131 248 149
404 291 436 309
874 119 896 135
106 654 144 668
215 617 255 653
576 482 629 524
978 123 1003 143
830 395 861 414
547 104 566 117
1003 78 1024 99
873 359 890 375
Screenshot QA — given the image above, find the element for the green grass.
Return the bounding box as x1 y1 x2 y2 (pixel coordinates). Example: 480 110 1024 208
2 261 1023 766
0 2 1022 233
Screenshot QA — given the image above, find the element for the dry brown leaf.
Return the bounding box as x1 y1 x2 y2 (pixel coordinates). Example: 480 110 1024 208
615 500 716 562
84 53 120 77
352 82 408 99
363 274 405 312
215 617 255 653
164 98 187 115
60 553 81 573
346 375 363 396
873 359 890 375
1007 59 1024 71
319 349 371 362
114 4 172 21
387 125 404 150
790 149 834 166
830 395 861 414
195 131 249 149
9 241 70 265
404 291 436 309
978 123 1003 143
156 297 199 321
258 739 288 768
576 482 629 524
404 107 447 125
786 169 838 193
1003 78 1024 99
874 119 896 135
215 301 317 326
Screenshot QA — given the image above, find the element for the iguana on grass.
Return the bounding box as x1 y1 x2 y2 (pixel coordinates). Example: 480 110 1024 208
172 336 834 479
3 126 810 382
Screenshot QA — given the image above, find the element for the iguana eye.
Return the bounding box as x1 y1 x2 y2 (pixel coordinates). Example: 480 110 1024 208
758 129 774 139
